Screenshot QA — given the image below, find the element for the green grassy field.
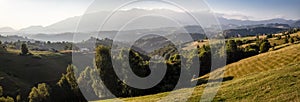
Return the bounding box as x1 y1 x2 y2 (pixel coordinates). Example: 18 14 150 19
98 43 300 102
0 49 71 96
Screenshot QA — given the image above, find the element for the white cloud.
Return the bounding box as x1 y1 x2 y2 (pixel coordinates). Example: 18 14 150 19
213 11 255 20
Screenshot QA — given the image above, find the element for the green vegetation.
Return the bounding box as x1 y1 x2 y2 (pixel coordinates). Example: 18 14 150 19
28 83 51 102
98 43 300 102
259 40 271 53
0 29 299 101
21 43 29 55
0 45 72 101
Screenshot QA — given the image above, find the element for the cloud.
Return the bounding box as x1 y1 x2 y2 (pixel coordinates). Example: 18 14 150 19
214 11 255 20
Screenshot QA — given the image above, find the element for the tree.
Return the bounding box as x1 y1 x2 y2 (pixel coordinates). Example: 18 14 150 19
21 43 29 55
56 65 85 101
0 41 2 45
226 40 238 53
64 46 69 50
290 38 295 44
259 40 271 53
256 34 259 40
47 41 51 44
0 96 14 102
266 34 272 39
276 35 282 40
28 83 51 102
236 40 243 46
284 37 289 44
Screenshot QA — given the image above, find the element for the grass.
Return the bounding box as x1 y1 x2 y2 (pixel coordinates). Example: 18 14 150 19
201 43 300 79
97 43 300 102
183 31 300 51
0 49 71 96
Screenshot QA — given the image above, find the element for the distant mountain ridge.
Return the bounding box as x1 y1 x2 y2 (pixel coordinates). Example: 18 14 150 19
0 27 16 32
1 9 299 34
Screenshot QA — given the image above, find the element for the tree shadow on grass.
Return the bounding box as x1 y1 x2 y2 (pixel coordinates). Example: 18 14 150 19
196 76 234 85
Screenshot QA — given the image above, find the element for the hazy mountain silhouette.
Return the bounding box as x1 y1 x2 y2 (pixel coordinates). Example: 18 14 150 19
6 9 298 34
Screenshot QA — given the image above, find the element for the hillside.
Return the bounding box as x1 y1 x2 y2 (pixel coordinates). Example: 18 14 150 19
0 49 71 97
201 43 300 79
98 43 300 102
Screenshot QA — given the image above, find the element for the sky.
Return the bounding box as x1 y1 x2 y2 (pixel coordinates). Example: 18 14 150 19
0 0 299 30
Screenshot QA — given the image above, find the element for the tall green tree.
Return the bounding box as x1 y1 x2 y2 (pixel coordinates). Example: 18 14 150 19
226 40 238 53
55 65 86 101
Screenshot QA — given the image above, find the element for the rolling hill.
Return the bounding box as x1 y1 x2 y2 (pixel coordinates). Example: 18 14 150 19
98 43 300 102
0 49 72 97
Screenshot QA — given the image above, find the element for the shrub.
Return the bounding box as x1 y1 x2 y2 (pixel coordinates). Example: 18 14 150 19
0 96 14 102
290 38 295 44
259 40 271 53
284 37 289 44
28 83 51 102
21 43 29 55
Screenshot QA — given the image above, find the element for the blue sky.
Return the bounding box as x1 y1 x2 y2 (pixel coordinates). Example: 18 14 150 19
0 0 299 29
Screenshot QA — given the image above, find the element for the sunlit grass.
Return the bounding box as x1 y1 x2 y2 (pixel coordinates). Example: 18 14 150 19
97 43 300 102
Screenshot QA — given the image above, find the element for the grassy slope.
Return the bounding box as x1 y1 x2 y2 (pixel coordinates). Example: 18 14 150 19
99 43 300 102
201 43 300 79
0 49 71 96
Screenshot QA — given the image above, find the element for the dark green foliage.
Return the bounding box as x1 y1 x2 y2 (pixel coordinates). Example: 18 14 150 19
77 67 99 100
93 45 193 98
54 65 85 102
21 43 29 55
226 40 238 53
198 45 212 76
235 40 243 46
259 40 271 53
290 38 295 44
95 45 124 97
28 83 51 102
276 35 282 40
169 54 180 62
266 34 273 39
226 40 240 63
0 96 14 102
284 37 289 44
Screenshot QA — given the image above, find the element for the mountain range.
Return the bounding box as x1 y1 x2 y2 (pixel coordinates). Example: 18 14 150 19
0 9 299 35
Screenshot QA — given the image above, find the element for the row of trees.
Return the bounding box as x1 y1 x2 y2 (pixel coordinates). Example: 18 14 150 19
26 65 86 102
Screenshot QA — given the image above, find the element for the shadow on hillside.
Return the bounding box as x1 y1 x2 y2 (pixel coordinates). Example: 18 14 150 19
196 76 234 85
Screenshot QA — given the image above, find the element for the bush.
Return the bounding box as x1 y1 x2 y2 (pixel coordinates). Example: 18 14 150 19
284 37 289 44
28 83 51 102
0 96 14 102
21 43 29 55
259 40 271 53
276 36 282 40
266 34 272 39
290 38 295 44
